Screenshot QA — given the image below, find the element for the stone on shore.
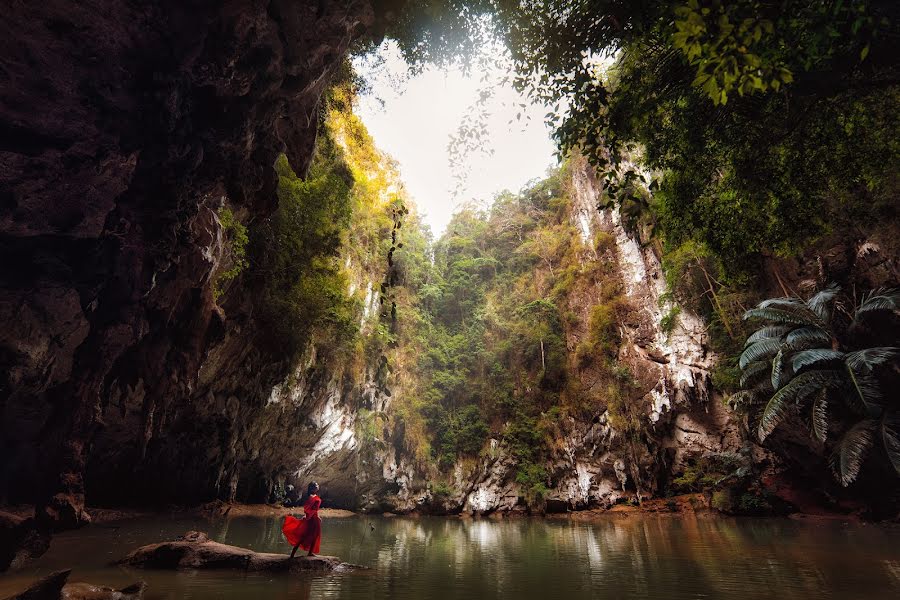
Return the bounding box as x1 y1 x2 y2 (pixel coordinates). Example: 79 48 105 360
2 569 146 600
119 531 362 573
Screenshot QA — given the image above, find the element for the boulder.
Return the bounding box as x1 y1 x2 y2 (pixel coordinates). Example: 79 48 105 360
2 569 145 600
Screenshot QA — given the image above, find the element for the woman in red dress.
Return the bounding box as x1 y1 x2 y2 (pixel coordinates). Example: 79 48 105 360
282 482 322 557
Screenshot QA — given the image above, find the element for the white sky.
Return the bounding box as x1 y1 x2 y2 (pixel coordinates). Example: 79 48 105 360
353 42 558 237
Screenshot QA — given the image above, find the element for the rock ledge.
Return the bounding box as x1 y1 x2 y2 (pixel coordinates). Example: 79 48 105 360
119 531 363 573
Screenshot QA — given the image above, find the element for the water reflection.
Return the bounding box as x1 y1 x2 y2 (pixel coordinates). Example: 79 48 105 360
1 514 897 599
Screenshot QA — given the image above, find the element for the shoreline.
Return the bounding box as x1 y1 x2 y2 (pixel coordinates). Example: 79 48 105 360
2 493 873 526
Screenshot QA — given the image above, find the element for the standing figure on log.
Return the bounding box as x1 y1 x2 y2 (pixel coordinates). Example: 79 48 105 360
282 482 322 557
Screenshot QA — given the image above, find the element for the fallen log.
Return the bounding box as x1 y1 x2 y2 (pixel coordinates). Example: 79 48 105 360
118 531 364 573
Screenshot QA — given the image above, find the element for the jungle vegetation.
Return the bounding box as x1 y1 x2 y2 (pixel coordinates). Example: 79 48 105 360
378 0 900 487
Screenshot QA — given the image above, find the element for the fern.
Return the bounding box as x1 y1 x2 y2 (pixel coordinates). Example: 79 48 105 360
830 420 877 486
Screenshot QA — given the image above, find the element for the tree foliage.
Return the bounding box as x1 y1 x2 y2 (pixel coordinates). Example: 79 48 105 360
385 0 899 272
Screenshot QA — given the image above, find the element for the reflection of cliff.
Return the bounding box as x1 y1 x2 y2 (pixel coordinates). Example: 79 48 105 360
278 515 900 599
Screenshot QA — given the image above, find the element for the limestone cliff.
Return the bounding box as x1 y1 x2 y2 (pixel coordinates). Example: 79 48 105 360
289 157 743 515
0 0 401 528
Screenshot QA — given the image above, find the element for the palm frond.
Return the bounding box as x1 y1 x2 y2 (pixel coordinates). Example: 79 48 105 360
745 325 793 347
746 295 826 327
812 390 828 443
881 413 900 478
845 347 899 374
771 347 792 390
784 326 831 347
830 420 877 487
728 389 764 411
772 337 835 389
740 360 771 388
856 287 900 316
739 338 781 369
757 370 844 441
845 371 885 418
791 349 844 373
807 283 841 322
743 304 823 327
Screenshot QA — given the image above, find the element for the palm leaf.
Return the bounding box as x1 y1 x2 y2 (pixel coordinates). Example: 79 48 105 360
881 413 900 477
728 389 764 411
757 370 844 441
784 326 831 347
739 339 781 369
791 349 844 372
844 371 884 417
740 360 771 388
772 337 834 389
830 420 877 487
856 287 900 316
807 283 840 322
745 325 793 347
743 304 823 327
811 390 828 443
771 347 792 390
845 347 899 374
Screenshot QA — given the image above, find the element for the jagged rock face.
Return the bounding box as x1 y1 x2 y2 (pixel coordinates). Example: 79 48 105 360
292 159 742 514
0 0 395 525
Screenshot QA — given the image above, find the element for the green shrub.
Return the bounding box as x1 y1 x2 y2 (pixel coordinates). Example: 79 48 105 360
214 206 249 300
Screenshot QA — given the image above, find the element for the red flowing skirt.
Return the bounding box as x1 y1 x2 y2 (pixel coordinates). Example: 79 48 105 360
282 515 321 554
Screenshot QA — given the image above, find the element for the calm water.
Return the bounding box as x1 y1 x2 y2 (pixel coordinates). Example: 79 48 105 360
1 514 899 599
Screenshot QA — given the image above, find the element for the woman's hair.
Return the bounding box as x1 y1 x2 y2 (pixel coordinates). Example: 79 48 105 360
298 481 319 507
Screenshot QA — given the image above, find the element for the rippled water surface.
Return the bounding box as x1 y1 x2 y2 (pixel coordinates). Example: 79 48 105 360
1 514 899 599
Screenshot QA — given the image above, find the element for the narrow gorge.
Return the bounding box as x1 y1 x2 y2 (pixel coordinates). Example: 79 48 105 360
2 1 899 593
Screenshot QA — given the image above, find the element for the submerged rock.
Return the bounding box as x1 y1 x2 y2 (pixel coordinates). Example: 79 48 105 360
2 569 145 600
119 531 363 573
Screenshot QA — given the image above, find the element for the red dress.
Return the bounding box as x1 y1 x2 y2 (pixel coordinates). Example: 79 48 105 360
282 495 322 554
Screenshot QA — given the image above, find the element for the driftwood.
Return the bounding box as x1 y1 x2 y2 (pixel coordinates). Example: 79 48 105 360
119 531 364 573
2 569 145 600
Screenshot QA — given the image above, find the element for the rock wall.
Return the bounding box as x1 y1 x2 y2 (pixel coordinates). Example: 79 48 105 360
288 158 743 514
0 0 402 528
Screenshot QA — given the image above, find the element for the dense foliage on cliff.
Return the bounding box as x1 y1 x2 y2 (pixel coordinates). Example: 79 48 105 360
239 69 409 370
384 166 647 504
385 0 900 367
377 0 900 494
389 0 898 265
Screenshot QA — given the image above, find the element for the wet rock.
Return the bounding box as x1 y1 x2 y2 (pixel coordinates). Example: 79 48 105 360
120 531 364 573
2 569 145 600
0 512 50 571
